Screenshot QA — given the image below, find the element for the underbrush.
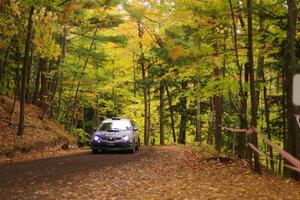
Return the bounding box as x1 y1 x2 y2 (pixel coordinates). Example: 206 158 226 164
71 128 91 147
187 142 218 157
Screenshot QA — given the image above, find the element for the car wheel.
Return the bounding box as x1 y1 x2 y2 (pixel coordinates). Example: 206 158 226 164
92 149 98 154
100 149 106 154
130 145 136 153
135 138 140 151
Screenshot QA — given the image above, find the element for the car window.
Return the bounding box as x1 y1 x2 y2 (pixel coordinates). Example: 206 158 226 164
131 121 137 130
98 120 132 131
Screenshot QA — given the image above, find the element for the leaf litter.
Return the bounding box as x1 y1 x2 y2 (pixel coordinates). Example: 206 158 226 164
28 145 300 200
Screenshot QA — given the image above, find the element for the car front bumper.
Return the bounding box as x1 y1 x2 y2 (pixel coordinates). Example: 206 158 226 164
91 140 134 151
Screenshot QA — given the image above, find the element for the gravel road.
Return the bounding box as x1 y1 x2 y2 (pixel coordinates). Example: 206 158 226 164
0 148 147 199
1 146 300 200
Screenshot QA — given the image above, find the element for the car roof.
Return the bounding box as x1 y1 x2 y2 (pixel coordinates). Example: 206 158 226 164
102 118 131 123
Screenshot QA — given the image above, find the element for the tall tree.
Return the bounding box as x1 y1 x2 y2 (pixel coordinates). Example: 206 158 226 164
247 0 260 173
229 0 247 158
137 22 150 145
17 6 34 136
195 91 202 142
285 0 298 179
213 44 223 152
159 80 165 145
164 81 176 143
178 81 188 144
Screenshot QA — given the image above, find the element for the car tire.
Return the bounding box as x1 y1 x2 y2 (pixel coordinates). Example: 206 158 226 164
100 149 106 154
130 145 136 153
92 149 98 154
135 138 140 151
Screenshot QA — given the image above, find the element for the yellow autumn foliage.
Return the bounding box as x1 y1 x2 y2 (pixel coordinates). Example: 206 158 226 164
33 8 61 60
168 46 183 61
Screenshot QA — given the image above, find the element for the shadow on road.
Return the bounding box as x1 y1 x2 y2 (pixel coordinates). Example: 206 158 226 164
0 148 147 190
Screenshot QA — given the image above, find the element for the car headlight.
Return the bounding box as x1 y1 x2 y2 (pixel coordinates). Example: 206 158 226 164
93 135 101 141
122 135 129 141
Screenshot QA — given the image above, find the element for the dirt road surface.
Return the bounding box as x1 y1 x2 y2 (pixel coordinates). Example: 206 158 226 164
1 146 300 199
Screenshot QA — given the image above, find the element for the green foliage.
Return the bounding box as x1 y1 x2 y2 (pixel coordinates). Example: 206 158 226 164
0 0 297 178
187 142 217 157
201 76 240 97
122 2 145 22
33 8 61 60
74 47 107 63
72 128 90 147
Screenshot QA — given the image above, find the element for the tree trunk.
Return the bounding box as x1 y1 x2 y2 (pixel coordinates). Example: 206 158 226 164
32 58 41 105
238 109 248 158
214 94 222 152
64 79 75 128
56 85 63 120
17 6 34 136
133 53 137 118
82 106 85 132
195 96 202 142
164 81 176 143
247 0 260 173
112 59 116 116
285 0 298 179
95 93 99 126
47 27 67 119
207 103 214 145
213 44 223 152
64 57 80 127
281 71 287 176
178 81 187 144
142 67 149 145
137 23 150 145
25 50 33 103
257 2 275 172
229 0 247 158
70 80 80 133
0 39 12 88
159 80 165 145
39 58 48 106
263 74 275 172
10 67 20 123
147 66 151 142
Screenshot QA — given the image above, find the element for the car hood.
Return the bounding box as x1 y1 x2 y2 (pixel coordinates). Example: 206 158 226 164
94 131 132 137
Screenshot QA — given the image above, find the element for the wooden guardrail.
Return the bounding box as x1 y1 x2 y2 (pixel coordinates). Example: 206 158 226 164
224 127 300 173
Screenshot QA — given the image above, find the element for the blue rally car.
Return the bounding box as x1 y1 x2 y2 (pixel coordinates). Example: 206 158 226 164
91 118 140 153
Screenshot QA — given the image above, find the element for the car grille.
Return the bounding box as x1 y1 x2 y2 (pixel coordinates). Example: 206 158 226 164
101 136 122 141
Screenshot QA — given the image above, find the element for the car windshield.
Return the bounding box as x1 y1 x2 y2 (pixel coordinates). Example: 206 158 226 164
98 120 132 131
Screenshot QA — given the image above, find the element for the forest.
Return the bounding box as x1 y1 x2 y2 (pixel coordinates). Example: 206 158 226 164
0 0 299 180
